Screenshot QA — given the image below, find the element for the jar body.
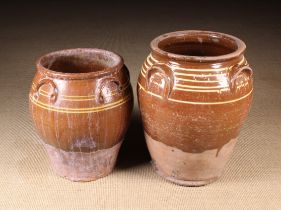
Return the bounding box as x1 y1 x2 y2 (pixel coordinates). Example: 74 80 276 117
29 49 133 181
138 47 253 186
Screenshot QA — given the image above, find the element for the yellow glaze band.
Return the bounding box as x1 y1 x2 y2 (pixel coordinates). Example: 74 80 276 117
137 82 252 105
30 94 131 113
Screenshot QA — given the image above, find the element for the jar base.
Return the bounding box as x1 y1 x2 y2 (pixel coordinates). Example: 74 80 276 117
145 132 237 186
43 141 122 182
152 161 219 187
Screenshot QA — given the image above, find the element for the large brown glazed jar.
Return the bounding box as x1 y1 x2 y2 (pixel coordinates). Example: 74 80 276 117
29 48 133 181
137 31 253 186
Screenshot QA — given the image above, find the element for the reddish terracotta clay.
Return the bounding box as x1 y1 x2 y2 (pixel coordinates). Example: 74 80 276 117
137 30 253 186
29 48 133 181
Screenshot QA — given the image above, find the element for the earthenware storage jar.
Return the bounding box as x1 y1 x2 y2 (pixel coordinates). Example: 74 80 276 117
137 31 253 186
29 48 133 181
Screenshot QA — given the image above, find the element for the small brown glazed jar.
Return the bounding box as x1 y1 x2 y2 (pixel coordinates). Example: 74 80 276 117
29 48 133 181
137 30 253 186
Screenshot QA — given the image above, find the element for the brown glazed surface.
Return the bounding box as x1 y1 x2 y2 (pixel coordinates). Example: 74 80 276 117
29 48 133 181
137 30 253 186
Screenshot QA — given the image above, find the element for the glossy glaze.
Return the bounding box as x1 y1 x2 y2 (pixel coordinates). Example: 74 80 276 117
29 48 133 181
137 31 253 186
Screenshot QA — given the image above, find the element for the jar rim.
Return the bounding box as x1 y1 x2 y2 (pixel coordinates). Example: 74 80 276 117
36 48 124 80
150 30 246 63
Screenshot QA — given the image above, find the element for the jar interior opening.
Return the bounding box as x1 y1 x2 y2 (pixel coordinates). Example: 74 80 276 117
40 49 120 73
158 34 238 57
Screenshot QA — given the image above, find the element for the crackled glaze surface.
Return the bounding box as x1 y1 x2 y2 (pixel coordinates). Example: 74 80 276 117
29 48 133 181
137 31 253 186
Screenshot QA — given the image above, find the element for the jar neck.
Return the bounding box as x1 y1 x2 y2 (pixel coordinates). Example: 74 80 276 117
150 51 244 71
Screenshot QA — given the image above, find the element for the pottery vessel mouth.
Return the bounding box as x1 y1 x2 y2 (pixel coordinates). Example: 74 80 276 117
36 48 124 80
150 30 246 63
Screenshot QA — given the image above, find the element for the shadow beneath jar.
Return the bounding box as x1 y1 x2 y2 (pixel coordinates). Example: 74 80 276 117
116 112 151 169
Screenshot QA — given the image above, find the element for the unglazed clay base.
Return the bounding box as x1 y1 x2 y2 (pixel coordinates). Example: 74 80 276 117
152 164 219 186
43 141 122 182
145 132 237 186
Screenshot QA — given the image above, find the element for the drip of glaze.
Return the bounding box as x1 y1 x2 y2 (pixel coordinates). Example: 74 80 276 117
216 145 223 157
